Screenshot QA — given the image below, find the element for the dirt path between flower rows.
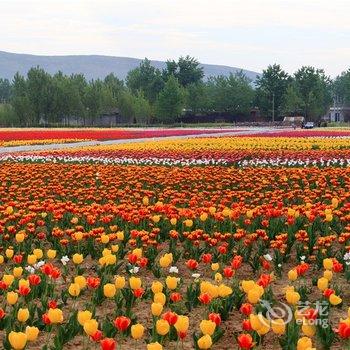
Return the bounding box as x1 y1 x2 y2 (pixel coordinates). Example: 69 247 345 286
0 128 278 154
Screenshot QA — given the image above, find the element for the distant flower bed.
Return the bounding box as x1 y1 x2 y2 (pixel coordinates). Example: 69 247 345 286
0 128 241 143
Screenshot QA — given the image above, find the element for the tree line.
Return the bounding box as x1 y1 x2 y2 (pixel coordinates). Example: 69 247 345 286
0 56 350 126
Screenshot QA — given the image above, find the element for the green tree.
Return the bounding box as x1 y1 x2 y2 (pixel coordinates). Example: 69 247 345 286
126 58 164 103
118 90 135 123
11 72 34 126
156 75 184 123
0 78 11 103
164 56 204 87
185 82 208 115
255 64 291 119
133 92 152 124
282 84 303 115
333 69 350 105
294 66 332 120
207 72 254 115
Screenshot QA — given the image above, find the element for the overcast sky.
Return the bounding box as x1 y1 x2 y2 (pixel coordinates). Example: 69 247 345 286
2 0 350 76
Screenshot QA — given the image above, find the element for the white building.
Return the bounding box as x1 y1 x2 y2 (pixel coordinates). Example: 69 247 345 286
327 106 350 122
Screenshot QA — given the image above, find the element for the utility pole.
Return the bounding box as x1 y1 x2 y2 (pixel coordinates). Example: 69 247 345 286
272 92 275 123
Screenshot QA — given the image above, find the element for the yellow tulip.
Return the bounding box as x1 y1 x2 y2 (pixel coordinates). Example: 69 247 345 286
133 248 143 258
129 277 142 290
25 326 39 341
214 272 223 283
131 323 144 340
100 234 109 244
323 258 333 270
297 336 312 350
200 320 216 336
47 308 63 323
3 274 14 286
0 255 4 264
241 280 255 293
7 291 18 305
211 263 219 271
329 294 342 306
151 302 163 316
174 316 189 333
302 323 316 337
33 249 43 259
68 283 81 297
115 275 126 289
13 267 23 278
200 213 208 221
15 233 25 243
147 342 163 350
165 276 178 290
197 334 213 349
72 253 84 264
17 308 30 323
285 290 300 305
317 277 328 291
27 254 37 265
5 248 14 259
77 310 92 326
271 318 286 334
170 218 177 225
323 270 333 281
288 269 298 281
47 249 57 259
154 292 166 306
151 281 164 294
83 319 99 336
117 231 124 240
103 283 116 298
218 284 233 298
156 319 170 336
74 276 87 289
8 331 27 350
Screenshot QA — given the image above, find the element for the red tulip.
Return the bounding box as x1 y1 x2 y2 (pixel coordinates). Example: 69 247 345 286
114 316 131 332
198 293 212 305
201 253 212 264
170 292 182 303
208 313 221 326
87 277 100 289
50 268 61 279
128 253 138 264
48 300 57 309
333 261 343 273
323 288 335 298
223 266 234 278
162 311 178 326
304 308 318 320
231 256 243 269
13 255 23 264
90 330 103 341
28 274 41 286
18 285 31 296
237 333 254 349
186 259 198 270
242 319 252 331
100 338 116 350
41 263 54 276
337 322 350 339
133 288 144 298
0 308 5 319
240 303 253 316
42 313 51 325
218 245 227 254
0 281 8 290
138 257 148 267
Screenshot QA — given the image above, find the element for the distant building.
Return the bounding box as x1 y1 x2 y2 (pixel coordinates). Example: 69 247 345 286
282 116 304 126
327 106 350 122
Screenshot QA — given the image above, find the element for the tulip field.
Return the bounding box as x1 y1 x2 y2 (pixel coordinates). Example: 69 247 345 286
1 129 350 350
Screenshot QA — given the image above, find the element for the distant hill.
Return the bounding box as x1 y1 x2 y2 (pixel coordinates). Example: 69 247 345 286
0 51 260 82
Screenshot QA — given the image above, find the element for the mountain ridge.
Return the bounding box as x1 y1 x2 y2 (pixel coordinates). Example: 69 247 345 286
0 51 260 82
